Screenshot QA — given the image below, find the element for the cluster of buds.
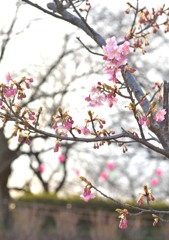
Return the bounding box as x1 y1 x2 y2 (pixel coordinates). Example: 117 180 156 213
85 110 115 149
86 110 106 130
125 3 169 53
79 0 90 13
52 107 75 137
0 73 33 102
137 184 155 206
127 81 166 126
0 73 43 145
52 108 114 151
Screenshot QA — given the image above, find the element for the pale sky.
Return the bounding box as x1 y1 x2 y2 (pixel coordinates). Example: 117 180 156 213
0 0 168 78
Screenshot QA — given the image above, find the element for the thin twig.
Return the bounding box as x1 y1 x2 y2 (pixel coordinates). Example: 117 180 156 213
76 37 103 56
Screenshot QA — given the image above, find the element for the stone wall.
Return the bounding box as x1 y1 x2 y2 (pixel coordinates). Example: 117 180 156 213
2 201 169 240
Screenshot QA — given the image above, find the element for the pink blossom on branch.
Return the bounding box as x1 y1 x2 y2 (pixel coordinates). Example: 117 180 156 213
154 109 166 123
78 126 91 135
102 36 130 81
137 185 155 206
85 87 118 108
62 115 74 130
139 116 147 125
102 37 130 61
119 218 128 229
80 186 95 202
116 209 128 229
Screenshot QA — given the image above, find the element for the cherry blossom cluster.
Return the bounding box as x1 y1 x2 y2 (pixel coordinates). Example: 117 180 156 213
85 83 118 107
85 36 130 108
1 73 33 101
0 73 116 152
0 73 46 145
102 36 130 82
127 81 167 126
52 108 115 151
139 108 166 126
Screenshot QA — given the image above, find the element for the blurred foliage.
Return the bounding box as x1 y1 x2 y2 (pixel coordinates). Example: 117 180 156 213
15 193 169 212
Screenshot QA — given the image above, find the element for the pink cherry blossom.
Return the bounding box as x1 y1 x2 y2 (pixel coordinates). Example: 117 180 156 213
155 169 162 177
85 92 106 107
107 162 115 171
6 72 12 83
102 36 130 82
151 178 159 187
90 85 100 94
85 87 118 108
137 198 143 206
80 187 95 202
154 109 166 122
121 41 130 55
3 87 17 98
119 218 128 229
101 172 108 180
58 154 65 164
79 126 91 135
139 116 147 125
63 116 74 130
74 169 80 176
102 36 118 60
54 125 68 136
106 93 118 107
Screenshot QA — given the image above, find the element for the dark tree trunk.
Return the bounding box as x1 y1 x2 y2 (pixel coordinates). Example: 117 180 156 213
0 128 18 230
